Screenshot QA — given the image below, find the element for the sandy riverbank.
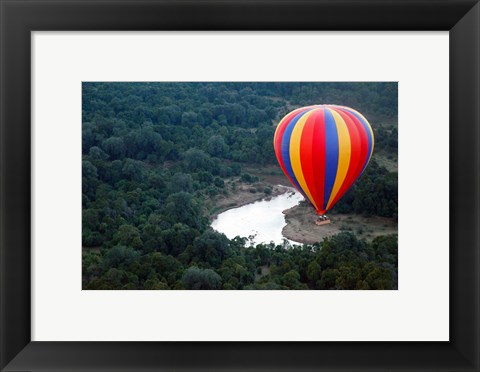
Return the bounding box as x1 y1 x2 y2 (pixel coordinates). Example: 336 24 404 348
282 201 398 244
208 166 397 244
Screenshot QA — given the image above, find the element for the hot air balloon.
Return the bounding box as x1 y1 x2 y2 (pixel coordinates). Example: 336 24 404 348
273 105 374 222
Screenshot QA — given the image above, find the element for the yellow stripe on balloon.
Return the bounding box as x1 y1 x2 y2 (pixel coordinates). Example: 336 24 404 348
326 109 351 209
289 109 319 211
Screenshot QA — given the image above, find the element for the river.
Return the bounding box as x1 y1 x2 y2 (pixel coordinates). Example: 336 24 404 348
211 186 304 246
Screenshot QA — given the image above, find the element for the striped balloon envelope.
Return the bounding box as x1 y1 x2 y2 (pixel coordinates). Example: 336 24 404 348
273 105 374 215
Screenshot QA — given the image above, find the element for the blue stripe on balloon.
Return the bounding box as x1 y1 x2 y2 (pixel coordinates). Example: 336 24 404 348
281 111 307 192
281 108 315 200
341 107 373 173
323 108 339 209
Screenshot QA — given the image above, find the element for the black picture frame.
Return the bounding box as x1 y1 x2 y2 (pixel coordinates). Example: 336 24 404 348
1 0 479 371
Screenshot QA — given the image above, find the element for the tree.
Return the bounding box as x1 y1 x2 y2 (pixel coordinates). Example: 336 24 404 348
282 270 306 289
181 111 198 126
335 266 361 289
213 177 224 188
131 126 163 159
162 223 197 256
144 278 170 290
183 148 212 172
182 266 222 289
218 258 254 289
317 269 340 289
82 160 99 198
191 230 230 267
112 224 143 249
103 245 140 270
103 137 126 159
82 160 98 179
306 261 322 284
372 234 398 264
164 192 204 229
150 252 182 281
141 215 168 253
90 268 139 290
88 146 109 160
365 266 393 289
207 135 228 158
169 173 194 193
122 158 145 182
196 171 213 185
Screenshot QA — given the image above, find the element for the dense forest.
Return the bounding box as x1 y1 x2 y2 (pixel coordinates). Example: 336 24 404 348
82 82 398 290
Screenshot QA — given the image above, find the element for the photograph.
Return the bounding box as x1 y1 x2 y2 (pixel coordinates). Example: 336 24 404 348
82 82 398 290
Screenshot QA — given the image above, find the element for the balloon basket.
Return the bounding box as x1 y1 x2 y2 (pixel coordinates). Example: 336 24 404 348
315 215 331 226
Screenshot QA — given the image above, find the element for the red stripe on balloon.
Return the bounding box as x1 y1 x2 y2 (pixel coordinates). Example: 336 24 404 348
299 109 322 213
273 107 313 198
311 108 327 214
329 108 362 208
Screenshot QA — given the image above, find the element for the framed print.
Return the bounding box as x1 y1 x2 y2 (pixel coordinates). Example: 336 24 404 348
32 33 445 342
1 0 479 371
